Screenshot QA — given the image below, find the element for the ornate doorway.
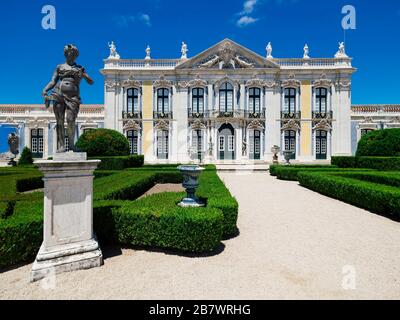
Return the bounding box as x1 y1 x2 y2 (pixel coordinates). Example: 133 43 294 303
218 123 235 160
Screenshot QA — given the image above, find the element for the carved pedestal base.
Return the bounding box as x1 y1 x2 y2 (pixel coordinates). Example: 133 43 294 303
30 153 102 282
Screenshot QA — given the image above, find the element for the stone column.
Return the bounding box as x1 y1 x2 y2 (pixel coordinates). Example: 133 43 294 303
264 85 281 161
30 154 102 282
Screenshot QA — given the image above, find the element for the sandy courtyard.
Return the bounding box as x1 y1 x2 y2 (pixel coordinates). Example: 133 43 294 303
1 172 399 299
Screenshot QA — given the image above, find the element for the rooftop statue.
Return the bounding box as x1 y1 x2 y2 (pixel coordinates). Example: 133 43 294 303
181 42 188 59
266 42 273 59
107 41 120 60
42 44 94 153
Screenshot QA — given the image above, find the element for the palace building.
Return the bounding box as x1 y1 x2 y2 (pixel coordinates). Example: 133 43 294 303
1 39 400 163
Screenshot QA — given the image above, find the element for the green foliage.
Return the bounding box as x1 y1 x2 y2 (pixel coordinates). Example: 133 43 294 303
356 129 400 157
298 171 400 217
331 156 400 171
0 201 43 267
92 155 144 170
18 147 33 165
75 129 130 157
271 165 340 181
0 165 238 267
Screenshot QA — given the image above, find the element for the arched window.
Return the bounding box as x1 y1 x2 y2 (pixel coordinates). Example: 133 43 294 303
315 130 327 160
284 130 296 159
249 88 261 113
157 88 169 113
219 83 233 112
127 88 139 114
315 88 327 113
284 88 296 113
192 88 204 114
127 130 139 155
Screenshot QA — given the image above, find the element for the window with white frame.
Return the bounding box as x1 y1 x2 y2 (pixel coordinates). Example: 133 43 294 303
127 88 139 114
219 136 225 151
219 83 233 112
284 88 296 113
192 88 204 113
228 135 235 152
249 88 261 113
315 88 328 113
127 130 139 155
31 128 44 157
157 88 169 113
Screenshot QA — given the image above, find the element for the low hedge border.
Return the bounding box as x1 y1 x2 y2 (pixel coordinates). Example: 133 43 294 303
270 165 343 181
89 155 144 170
331 156 400 171
0 165 238 268
298 171 400 217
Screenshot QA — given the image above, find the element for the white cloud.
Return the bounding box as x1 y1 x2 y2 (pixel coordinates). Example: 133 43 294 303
236 0 260 27
114 13 151 27
139 14 151 27
241 0 259 14
236 16 258 27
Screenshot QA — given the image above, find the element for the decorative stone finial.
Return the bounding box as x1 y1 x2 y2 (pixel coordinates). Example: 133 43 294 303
145 45 151 60
335 42 348 58
181 41 188 60
303 44 310 59
266 42 273 59
107 41 120 60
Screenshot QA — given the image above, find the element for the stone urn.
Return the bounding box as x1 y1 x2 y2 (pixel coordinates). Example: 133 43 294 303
283 150 295 165
177 165 205 207
271 145 281 164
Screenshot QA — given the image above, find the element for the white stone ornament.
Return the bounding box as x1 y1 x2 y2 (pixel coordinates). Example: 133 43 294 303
266 42 273 59
145 45 151 60
181 42 188 60
107 41 120 60
335 42 348 58
303 44 310 59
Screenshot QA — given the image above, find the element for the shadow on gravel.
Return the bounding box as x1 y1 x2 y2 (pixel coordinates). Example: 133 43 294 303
102 243 226 261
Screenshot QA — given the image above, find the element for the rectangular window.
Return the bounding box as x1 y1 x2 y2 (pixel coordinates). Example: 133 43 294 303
219 136 225 151
228 136 234 152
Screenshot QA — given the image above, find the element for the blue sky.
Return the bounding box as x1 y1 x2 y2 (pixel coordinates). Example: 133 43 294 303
0 0 399 104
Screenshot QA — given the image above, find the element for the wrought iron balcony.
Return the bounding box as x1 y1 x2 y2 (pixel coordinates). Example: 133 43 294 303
188 110 205 119
217 111 235 118
281 111 301 119
312 111 333 119
153 111 173 119
122 111 142 119
244 110 265 119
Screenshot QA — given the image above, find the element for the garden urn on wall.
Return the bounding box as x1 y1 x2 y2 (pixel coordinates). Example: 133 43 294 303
177 165 205 207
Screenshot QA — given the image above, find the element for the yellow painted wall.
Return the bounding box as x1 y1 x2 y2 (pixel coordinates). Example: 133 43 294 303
142 81 153 157
300 81 312 156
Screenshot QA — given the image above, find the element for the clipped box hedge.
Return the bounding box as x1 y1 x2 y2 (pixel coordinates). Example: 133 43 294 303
298 171 400 217
270 165 339 181
90 155 144 170
0 165 238 268
332 156 400 171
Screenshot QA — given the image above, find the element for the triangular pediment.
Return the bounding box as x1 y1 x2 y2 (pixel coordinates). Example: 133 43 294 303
176 38 280 70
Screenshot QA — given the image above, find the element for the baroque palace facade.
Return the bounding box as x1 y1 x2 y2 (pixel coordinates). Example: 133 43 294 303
1 39 400 163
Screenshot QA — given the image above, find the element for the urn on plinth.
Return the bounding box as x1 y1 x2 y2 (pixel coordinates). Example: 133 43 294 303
283 150 295 165
177 165 205 207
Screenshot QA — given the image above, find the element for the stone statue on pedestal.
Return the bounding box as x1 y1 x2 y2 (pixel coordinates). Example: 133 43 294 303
42 44 94 153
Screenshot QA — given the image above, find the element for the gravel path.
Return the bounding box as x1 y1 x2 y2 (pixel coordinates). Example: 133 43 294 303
1 172 399 299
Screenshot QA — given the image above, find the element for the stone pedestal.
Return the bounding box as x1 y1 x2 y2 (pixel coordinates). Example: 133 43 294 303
30 152 102 282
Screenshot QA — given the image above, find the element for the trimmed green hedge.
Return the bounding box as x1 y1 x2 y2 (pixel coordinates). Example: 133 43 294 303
270 165 339 181
298 171 400 217
0 165 238 268
332 156 400 171
75 129 130 157
356 128 400 157
90 155 144 170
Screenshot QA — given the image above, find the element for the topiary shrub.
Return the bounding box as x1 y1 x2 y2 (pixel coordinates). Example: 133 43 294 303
75 129 130 157
356 129 400 157
18 147 33 165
